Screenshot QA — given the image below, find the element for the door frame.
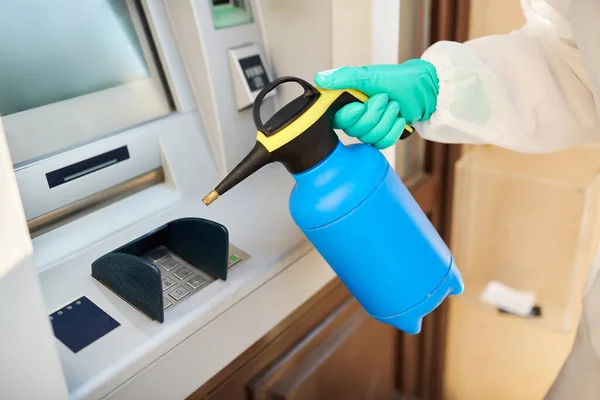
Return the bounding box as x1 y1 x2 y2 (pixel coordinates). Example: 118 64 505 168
397 1 470 399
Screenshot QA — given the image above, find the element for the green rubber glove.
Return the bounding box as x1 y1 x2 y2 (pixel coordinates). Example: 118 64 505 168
314 59 439 149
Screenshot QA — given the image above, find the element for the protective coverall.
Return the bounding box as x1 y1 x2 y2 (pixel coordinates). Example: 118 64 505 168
315 1 600 398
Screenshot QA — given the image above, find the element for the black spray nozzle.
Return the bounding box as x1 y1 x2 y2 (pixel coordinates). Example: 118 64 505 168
202 141 273 205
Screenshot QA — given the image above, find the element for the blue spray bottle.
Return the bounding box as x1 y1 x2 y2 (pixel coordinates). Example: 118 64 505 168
203 77 463 334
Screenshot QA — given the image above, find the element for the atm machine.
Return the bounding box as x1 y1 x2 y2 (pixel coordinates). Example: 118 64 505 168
0 1 398 399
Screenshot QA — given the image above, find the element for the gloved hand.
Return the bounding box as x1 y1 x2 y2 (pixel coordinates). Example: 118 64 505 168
314 59 439 149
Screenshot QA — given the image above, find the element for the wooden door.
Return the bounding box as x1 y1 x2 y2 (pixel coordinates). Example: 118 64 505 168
248 299 397 400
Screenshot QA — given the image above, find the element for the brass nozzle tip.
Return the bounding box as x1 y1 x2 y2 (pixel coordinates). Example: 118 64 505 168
202 190 219 206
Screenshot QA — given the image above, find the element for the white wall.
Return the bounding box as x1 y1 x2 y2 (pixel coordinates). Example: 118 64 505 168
371 0 401 169
331 0 372 67
0 118 69 399
0 118 32 279
331 0 401 169
255 0 333 107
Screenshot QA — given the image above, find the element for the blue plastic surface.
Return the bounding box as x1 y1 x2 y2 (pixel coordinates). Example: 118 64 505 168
289 142 464 334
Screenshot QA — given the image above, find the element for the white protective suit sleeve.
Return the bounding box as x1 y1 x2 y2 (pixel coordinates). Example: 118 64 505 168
414 0 600 153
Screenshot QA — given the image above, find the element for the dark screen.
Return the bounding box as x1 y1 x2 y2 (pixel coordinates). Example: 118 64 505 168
238 55 268 92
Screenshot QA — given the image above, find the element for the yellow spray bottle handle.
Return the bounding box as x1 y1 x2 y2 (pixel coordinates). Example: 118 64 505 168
253 77 414 153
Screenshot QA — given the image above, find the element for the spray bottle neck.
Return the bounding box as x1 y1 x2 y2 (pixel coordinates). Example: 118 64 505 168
272 121 339 175
291 140 347 184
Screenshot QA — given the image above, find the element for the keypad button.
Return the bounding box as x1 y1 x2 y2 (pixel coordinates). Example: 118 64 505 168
162 276 177 291
228 253 242 268
147 249 167 262
169 286 190 301
186 275 207 290
163 297 173 310
173 266 194 280
158 256 180 271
